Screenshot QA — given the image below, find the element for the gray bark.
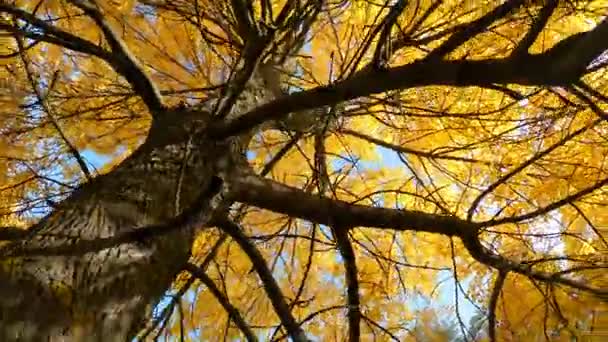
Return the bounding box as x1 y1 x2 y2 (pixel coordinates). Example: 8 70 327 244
0 119 231 340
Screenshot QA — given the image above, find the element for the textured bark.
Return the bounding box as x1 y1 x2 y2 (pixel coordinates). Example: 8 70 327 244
0 126 226 340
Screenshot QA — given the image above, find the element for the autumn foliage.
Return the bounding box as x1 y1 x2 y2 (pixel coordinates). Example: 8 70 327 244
1 0 607 340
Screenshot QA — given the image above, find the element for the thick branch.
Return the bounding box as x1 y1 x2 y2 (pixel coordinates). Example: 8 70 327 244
427 0 526 59
230 0 258 41
0 227 29 241
213 34 271 120
0 4 110 59
372 0 409 68
227 171 478 236
546 18 608 78
228 170 607 302
211 18 608 138
185 263 258 342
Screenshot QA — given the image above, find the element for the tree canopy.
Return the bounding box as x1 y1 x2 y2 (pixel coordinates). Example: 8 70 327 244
1 0 607 340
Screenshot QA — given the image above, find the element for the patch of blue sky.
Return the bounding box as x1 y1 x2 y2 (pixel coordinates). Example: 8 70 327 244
134 2 158 23
337 144 403 173
378 145 403 167
246 150 256 162
435 273 481 317
80 149 115 171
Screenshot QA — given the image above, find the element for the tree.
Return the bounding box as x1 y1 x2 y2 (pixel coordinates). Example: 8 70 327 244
1 0 607 340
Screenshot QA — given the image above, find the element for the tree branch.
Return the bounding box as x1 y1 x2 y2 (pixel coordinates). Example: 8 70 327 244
480 175 608 227
426 0 527 59
137 233 228 339
213 216 309 342
0 226 29 241
1 2 165 117
213 34 271 120
569 84 608 121
271 305 346 342
544 18 608 79
361 314 401 341
511 0 558 57
227 170 478 236
228 169 607 304
488 270 507 342
0 4 111 59
185 263 258 342
210 17 608 138
375 0 409 61
450 239 473 342
342 129 491 164
67 0 165 114
461 233 608 301
230 0 258 41
468 118 600 220
15 39 93 182
334 227 360 342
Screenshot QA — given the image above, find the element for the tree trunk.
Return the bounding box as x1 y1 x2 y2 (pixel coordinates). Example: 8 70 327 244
0 126 228 340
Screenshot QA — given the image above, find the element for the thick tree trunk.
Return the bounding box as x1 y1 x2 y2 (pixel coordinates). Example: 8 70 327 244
0 128 228 340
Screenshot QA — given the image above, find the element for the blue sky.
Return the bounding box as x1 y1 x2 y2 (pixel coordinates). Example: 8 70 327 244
80 149 115 170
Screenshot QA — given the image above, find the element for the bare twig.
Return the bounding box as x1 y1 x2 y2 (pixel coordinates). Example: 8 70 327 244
342 129 491 164
481 175 608 227
450 239 472 342
137 233 229 339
